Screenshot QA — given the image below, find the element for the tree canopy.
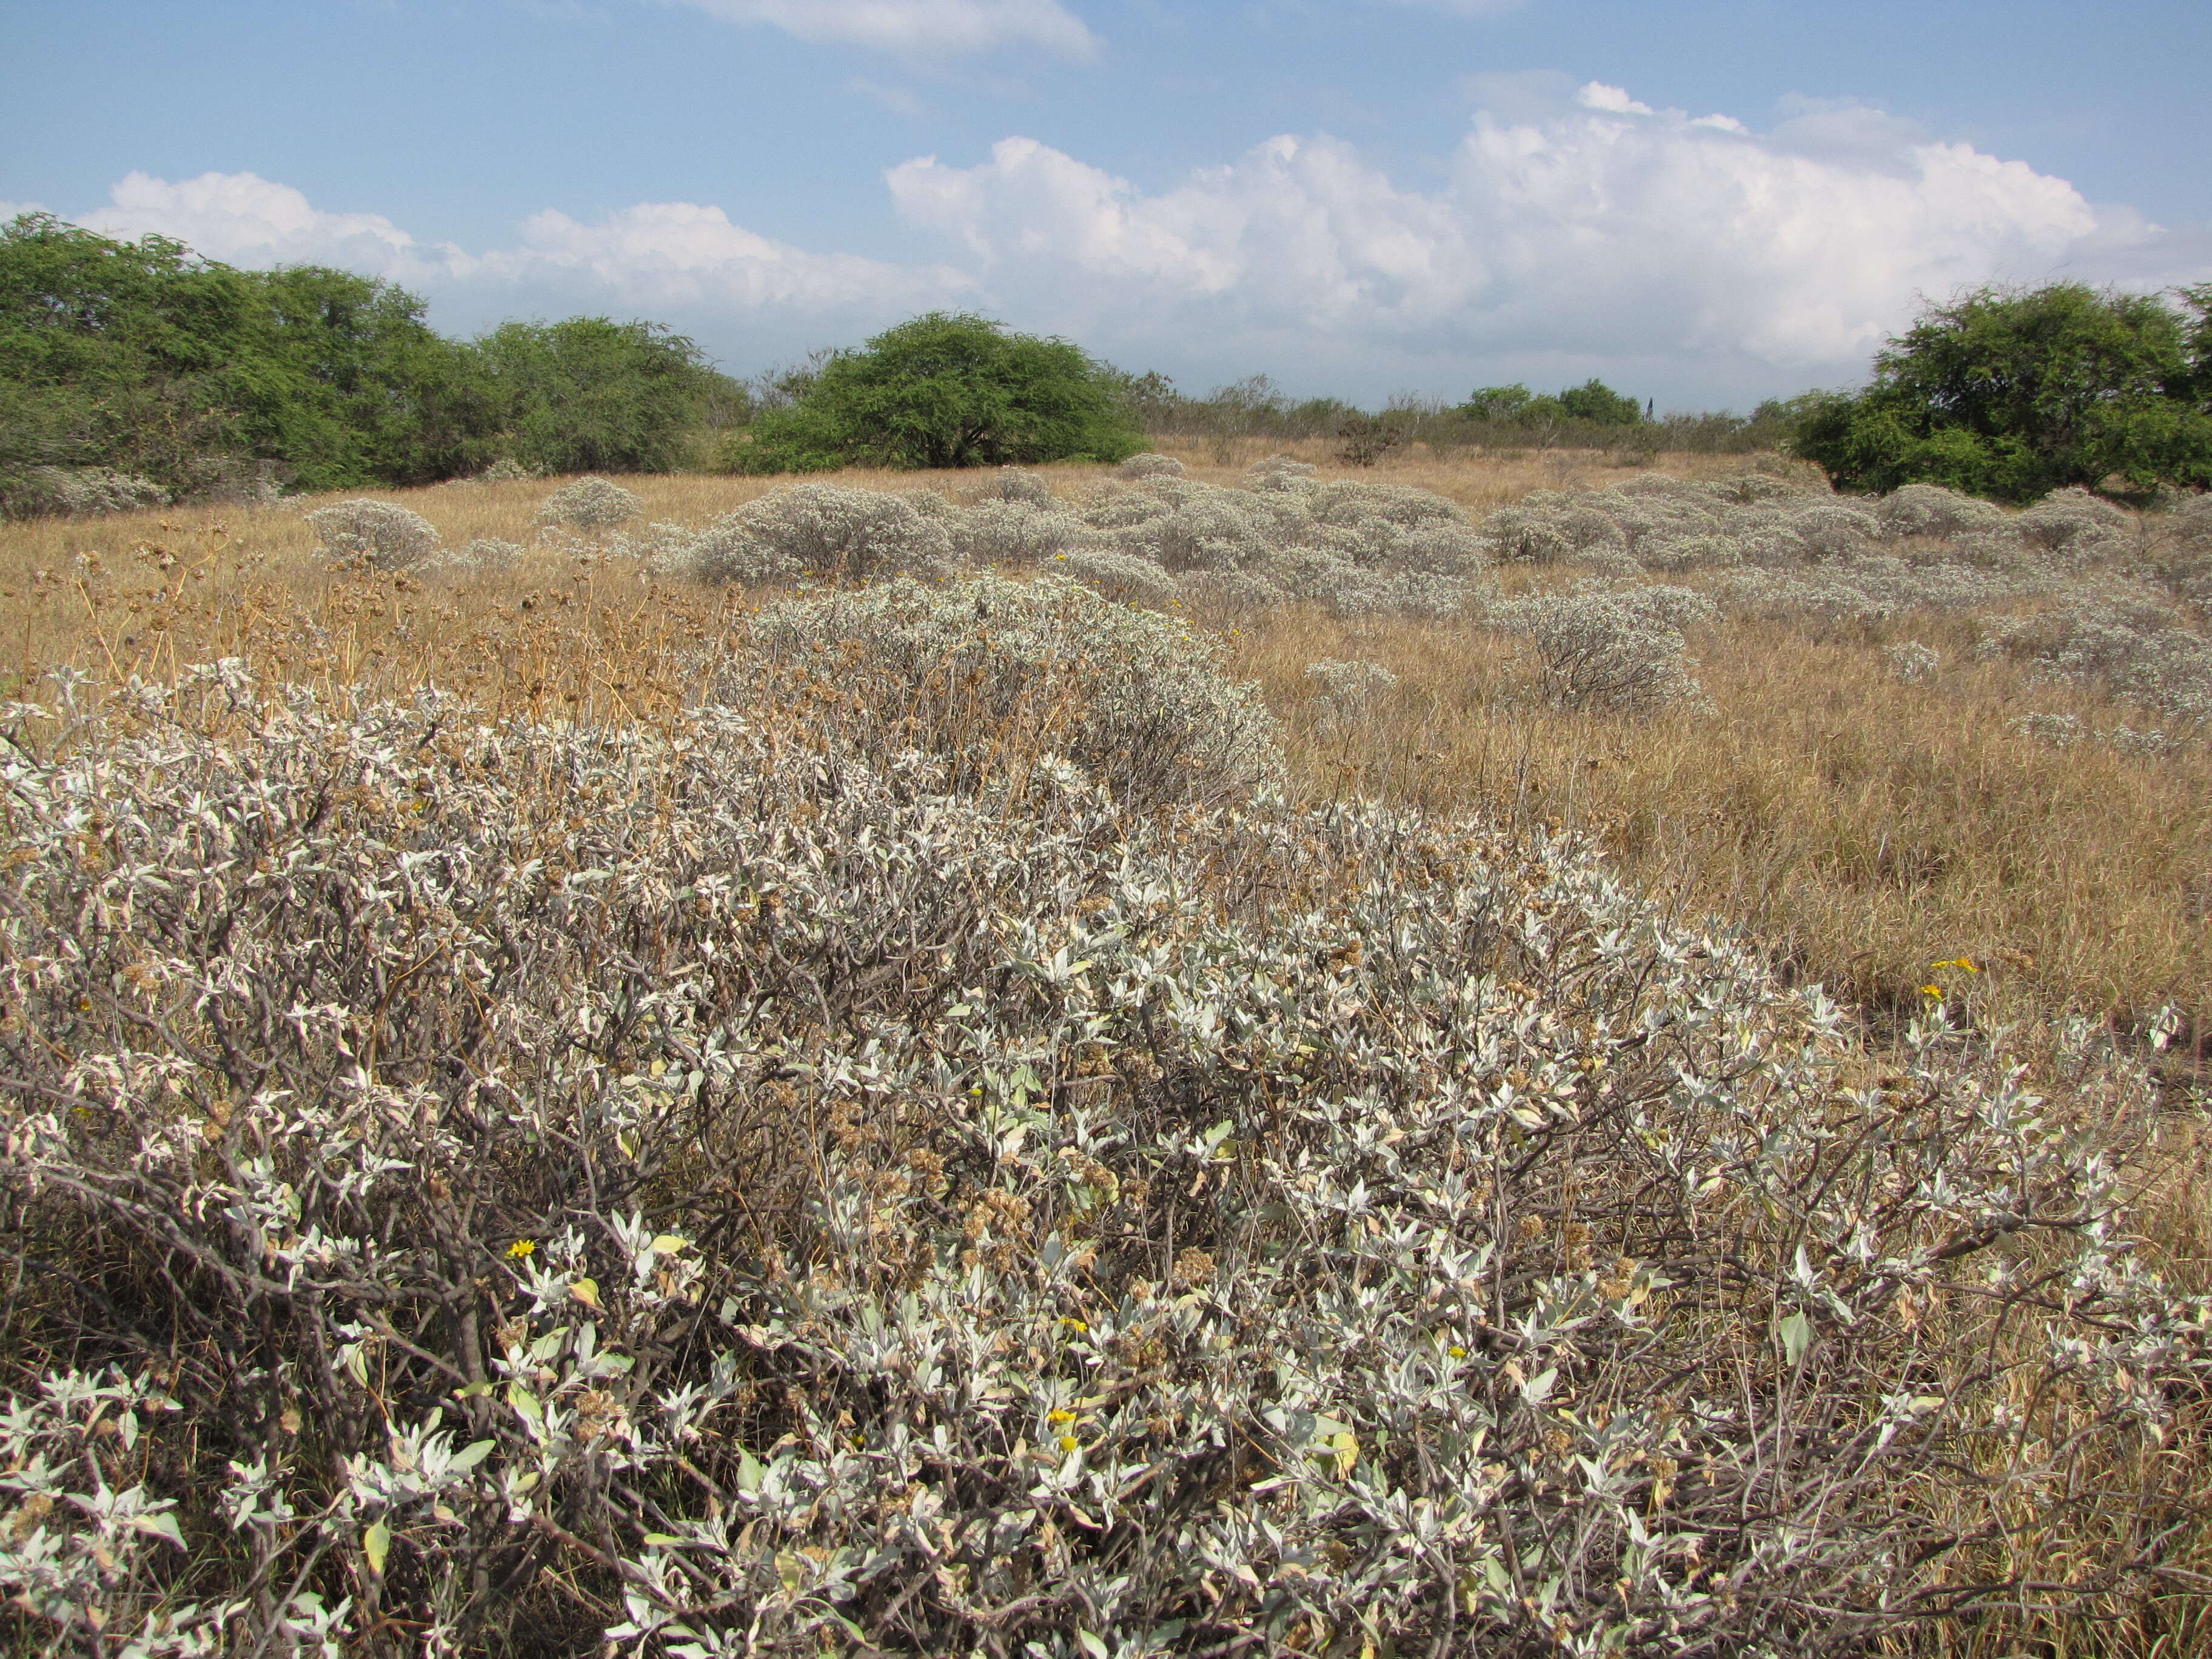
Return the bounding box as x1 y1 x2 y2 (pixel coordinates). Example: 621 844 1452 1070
1458 379 1646 427
476 317 720 476
1792 281 2212 500
725 312 1147 474
1 213 730 513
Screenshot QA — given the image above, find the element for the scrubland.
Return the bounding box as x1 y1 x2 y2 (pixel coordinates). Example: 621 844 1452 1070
6 441 2205 1054
5 443 2212 1657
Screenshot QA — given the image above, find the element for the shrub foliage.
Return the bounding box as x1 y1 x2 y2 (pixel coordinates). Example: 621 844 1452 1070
725 313 1146 474
2 649 2207 1655
0 214 731 511
1794 281 2212 500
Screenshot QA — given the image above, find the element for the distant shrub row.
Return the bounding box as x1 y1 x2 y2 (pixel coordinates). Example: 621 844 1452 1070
0 214 736 515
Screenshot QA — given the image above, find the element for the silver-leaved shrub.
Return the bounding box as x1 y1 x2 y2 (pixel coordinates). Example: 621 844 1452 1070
1053 546 1178 608
684 483 957 585
1488 583 1714 714
739 571 1279 810
537 475 644 530
302 498 441 571
2 656 2204 1656
7 464 170 520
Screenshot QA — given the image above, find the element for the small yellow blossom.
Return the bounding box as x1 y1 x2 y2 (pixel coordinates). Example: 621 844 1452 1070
1057 1435 1079 1452
1048 1408 1077 1424
506 1239 536 1259
1919 985 1944 998
1447 1345 1467 1359
1059 1316 1088 1333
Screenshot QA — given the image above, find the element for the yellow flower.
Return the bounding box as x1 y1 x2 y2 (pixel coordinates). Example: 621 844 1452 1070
1919 985 1943 998
1048 1408 1077 1424
1059 1316 1088 1333
506 1239 536 1259
1447 1344 1467 1359
1058 1435 1079 1452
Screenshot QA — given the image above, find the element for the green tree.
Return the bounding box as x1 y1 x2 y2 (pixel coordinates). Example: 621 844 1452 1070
1555 378 1644 426
253 266 495 486
477 317 717 474
1458 380 1643 427
0 214 256 493
726 312 1145 474
1794 282 2212 500
0 213 500 501
1459 384 1534 422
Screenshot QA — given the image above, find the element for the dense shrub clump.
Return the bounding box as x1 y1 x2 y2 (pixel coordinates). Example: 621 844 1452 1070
674 483 959 585
3 464 169 519
674 463 1495 622
1489 582 1714 714
537 475 643 530
1 215 732 506
3 654 2207 1656
1793 281 2212 500
726 313 1146 474
301 498 441 570
737 572 1281 811
1979 600 2212 731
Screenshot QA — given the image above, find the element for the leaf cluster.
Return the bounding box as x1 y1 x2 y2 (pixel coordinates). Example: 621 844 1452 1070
1794 282 2212 501
3 654 2205 1656
1460 378 1647 428
723 312 1147 474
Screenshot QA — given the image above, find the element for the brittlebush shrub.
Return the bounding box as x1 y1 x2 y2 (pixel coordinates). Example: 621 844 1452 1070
302 498 441 570
3 657 2208 1657
736 571 1280 811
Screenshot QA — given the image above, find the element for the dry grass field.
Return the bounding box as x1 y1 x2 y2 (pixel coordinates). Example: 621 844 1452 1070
7 443 2212 1654
5 440 2204 1067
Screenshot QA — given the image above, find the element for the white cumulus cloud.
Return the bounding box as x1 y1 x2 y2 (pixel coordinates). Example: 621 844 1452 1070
82 171 472 282
494 201 967 309
1575 82 1653 116
71 170 964 323
885 82 2207 402
659 0 1096 58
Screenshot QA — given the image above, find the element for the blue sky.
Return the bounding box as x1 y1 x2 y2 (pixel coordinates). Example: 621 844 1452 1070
5 0 2209 410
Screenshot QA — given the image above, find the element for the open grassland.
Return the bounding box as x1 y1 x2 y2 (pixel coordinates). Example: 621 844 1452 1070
5 442 2205 1064
6 447 2212 1656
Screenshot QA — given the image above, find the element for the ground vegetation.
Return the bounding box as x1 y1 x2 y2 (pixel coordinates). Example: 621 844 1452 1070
5 445 2212 1655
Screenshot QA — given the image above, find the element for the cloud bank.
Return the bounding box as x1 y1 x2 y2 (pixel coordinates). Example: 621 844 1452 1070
52 80 2212 404
886 81 2204 399
72 170 968 329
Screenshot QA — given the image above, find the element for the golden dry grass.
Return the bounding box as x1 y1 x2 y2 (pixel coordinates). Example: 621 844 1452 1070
3 444 2204 1075
1238 604 2212 1070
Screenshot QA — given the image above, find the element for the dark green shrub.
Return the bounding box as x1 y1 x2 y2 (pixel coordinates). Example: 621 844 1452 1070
1794 281 2212 500
476 316 717 475
723 311 1145 474
1456 379 1646 429
0 213 501 500
1556 377 1645 426
0 214 733 506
